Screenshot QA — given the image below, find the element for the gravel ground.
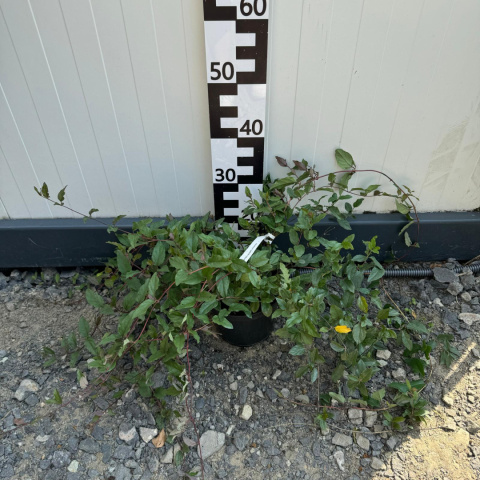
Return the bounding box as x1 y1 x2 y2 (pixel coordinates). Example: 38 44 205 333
0 262 479 480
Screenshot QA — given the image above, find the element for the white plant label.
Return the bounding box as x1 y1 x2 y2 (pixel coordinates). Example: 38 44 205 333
239 233 275 262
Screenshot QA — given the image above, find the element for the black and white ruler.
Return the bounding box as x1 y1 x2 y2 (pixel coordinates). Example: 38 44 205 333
203 0 269 230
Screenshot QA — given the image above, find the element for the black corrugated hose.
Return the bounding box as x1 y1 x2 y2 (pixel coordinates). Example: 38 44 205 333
295 262 480 278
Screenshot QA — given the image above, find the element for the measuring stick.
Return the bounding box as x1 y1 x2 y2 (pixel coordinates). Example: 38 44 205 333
203 0 269 231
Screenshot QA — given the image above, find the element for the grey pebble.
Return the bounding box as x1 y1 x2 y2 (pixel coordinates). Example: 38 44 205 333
91 425 104 441
24 393 39 407
52 450 71 468
238 386 248 404
195 397 206 410
433 268 457 284
101 444 112 463
0 465 14 478
233 433 249 451
113 445 134 460
115 465 132 480
265 388 277 402
39 459 51 470
67 437 79 453
79 438 100 454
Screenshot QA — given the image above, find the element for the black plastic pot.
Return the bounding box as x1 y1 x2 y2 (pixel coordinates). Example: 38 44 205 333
217 309 274 347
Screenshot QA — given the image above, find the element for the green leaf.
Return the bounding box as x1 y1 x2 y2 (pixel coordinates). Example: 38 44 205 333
57 186 67 203
208 256 231 268
389 382 409 393
371 388 385 402
289 345 305 356
396 201 410 215
329 392 346 403
331 364 345 382
84 337 98 356
335 149 355 170
213 316 233 329
88 208 99 217
138 382 152 398
329 305 343 321
178 296 196 309
404 232 412 247
352 324 366 344
46 389 63 405
86 289 104 309
295 365 310 379
152 242 166 265
248 271 260 287
357 296 368 314
289 230 300 245
399 220 415 236
368 267 384 283
330 342 345 353
148 273 159 298
173 334 185 352
116 251 131 275
217 275 230 298
41 182 49 198
401 330 413 351
404 357 426 377
78 316 90 338
406 320 429 335
132 299 154 320
294 244 305 257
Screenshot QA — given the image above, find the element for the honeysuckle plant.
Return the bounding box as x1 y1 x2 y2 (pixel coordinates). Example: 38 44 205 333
35 148 457 445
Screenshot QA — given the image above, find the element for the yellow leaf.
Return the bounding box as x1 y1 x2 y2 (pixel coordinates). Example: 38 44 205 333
152 429 166 448
335 325 352 334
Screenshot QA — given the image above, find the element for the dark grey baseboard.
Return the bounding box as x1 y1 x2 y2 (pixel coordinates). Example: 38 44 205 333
0 212 479 268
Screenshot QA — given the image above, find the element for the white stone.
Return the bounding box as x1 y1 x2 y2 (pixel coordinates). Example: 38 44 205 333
443 395 455 407
458 313 480 326
14 379 40 401
333 450 345 471
377 360 388 368
161 445 179 464
392 368 406 380
371 457 386 470
35 435 50 443
295 395 310 404
280 388 290 398
240 405 253 421
229 381 238 391
139 427 158 443
356 434 370 451
272 369 282 380
67 460 79 473
364 410 378 427
461 292 472 302
118 425 137 443
79 376 88 389
433 298 444 307
348 409 363 425
198 431 225 459
332 433 352 447
376 350 392 361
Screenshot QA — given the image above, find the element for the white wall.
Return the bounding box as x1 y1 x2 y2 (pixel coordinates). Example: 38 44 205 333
1 0 479 219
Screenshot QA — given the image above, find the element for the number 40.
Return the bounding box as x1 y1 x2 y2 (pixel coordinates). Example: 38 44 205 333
240 119 263 136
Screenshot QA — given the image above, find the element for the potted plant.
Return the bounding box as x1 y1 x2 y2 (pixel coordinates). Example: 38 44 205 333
36 149 456 435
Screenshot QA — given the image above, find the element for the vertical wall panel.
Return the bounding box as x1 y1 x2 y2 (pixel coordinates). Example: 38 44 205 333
1 0 479 219
28 0 117 216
